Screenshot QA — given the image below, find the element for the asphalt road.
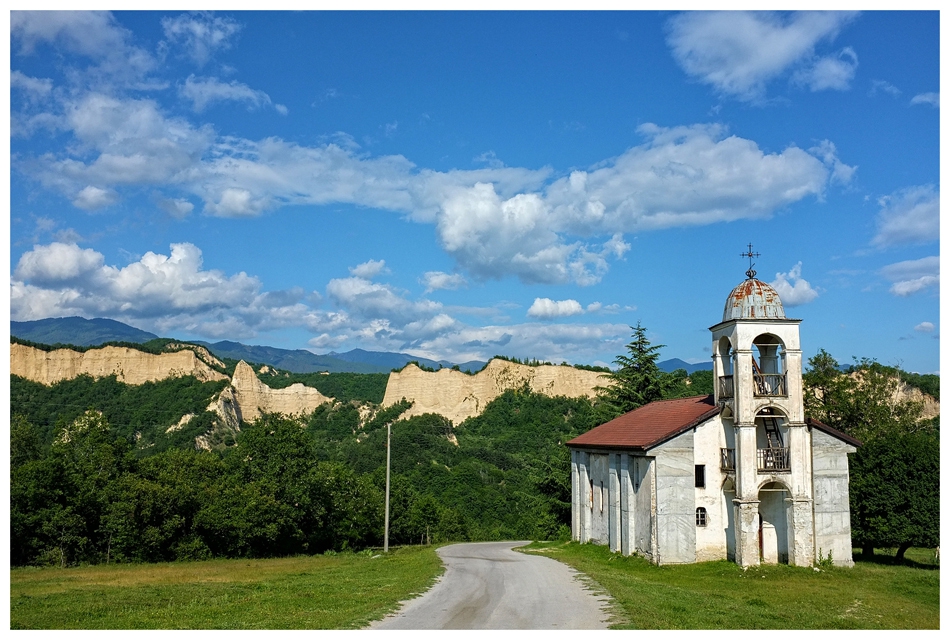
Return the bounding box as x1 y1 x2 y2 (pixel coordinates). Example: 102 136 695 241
368 541 611 629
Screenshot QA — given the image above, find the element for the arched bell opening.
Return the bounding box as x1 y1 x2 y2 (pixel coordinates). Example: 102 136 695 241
755 406 790 472
715 336 735 400
752 334 787 397
757 480 791 564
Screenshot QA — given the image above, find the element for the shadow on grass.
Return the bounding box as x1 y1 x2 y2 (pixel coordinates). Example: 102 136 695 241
854 548 940 571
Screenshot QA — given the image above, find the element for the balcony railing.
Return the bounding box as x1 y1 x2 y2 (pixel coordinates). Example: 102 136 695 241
753 373 787 397
720 448 735 471
718 375 734 399
757 447 790 472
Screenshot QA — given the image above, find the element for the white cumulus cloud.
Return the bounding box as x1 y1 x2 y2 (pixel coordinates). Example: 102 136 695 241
771 262 819 307
72 185 118 210
16 82 847 286
914 322 935 333
527 298 585 319
349 259 389 279
10 242 272 331
14 242 104 286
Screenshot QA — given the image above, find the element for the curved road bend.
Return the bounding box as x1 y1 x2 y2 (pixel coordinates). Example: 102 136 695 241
368 541 611 630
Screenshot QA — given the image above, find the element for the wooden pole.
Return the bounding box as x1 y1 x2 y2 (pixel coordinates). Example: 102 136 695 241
384 421 391 553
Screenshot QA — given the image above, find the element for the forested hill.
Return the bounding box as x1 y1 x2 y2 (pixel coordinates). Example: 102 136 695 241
11 317 159 346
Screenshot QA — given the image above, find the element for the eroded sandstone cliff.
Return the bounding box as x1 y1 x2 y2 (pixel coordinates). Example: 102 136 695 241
10 342 229 385
381 359 608 424
223 361 333 423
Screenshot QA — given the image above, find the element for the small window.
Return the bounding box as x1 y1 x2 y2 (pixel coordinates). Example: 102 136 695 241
695 464 706 488
600 481 604 513
696 507 707 527
589 479 593 510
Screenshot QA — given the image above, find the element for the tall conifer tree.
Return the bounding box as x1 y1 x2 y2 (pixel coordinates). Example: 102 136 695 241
598 322 665 415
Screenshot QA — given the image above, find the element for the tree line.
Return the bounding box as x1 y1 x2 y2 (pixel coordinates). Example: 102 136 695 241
9 323 938 566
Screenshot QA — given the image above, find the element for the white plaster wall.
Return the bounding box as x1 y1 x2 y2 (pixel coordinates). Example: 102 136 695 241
620 454 634 555
633 455 655 561
608 454 621 552
694 417 729 561
589 453 610 544
811 430 856 567
653 431 696 564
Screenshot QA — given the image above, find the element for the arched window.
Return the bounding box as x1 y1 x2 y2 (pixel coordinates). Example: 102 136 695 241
696 507 707 527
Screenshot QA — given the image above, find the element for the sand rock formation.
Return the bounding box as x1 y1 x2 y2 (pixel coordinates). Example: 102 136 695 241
10 342 229 385
382 359 608 424
893 380 940 421
226 360 333 423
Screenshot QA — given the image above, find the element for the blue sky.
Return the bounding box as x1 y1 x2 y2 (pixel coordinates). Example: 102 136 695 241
6 10 942 373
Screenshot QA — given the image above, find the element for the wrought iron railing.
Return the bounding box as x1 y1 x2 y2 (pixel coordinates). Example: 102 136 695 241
757 447 790 472
718 375 734 399
753 373 787 397
720 448 735 471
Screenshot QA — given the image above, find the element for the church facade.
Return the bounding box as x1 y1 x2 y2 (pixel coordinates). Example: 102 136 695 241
566 270 860 567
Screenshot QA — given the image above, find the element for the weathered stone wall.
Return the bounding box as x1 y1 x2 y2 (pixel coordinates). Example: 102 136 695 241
381 359 607 424
10 342 229 385
811 429 857 567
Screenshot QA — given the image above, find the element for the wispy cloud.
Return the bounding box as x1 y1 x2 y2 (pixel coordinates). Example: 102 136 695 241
666 11 858 102
180 75 284 113
869 79 901 97
880 256 939 296
872 184 939 248
161 12 242 67
910 92 939 108
421 271 467 293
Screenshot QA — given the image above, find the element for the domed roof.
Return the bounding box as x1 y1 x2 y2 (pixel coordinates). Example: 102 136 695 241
722 278 785 321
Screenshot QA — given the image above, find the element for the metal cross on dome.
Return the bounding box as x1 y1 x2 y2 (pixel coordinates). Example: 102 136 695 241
741 243 760 279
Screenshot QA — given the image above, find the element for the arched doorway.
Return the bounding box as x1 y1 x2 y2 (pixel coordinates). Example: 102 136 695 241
758 481 790 564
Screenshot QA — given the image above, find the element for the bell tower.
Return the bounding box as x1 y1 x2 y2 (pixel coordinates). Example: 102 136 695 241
709 246 813 567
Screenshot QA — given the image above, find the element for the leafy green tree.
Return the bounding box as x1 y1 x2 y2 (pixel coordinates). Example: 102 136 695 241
11 414 43 469
803 351 937 560
850 429 939 561
597 322 665 417
661 368 714 399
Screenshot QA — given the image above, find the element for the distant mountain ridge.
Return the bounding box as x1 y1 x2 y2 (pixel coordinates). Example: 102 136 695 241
11 317 714 376
10 316 485 374
11 317 159 347
658 358 712 374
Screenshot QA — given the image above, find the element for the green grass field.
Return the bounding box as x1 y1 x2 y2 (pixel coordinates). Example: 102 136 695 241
521 542 940 629
11 542 939 629
10 546 443 630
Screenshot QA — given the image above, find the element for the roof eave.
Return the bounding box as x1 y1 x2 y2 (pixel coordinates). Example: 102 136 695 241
566 404 722 452
708 317 803 332
806 417 863 447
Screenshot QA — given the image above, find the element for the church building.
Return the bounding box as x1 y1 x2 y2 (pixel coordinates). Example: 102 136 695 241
566 259 861 568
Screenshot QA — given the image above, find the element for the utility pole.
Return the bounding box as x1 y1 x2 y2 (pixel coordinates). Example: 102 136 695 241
384 421 391 553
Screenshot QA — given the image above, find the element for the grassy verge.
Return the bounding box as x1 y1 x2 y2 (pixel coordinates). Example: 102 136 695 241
521 541 939 629
11 546 443 630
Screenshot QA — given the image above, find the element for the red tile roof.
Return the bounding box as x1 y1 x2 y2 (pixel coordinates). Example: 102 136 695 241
567 395 720 451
